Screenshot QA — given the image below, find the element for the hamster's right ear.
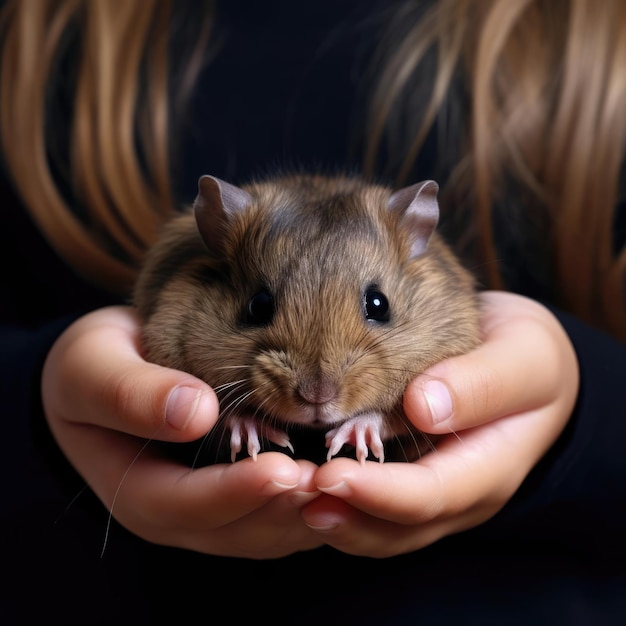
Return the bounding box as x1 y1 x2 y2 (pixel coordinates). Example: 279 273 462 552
193 175 253 253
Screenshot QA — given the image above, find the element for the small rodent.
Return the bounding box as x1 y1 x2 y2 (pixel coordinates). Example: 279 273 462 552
133 173 481 464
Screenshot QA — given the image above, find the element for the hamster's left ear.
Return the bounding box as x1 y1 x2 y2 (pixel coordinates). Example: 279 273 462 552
388 180 439 258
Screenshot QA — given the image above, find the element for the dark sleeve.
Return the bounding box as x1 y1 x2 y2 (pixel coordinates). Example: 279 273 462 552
479 306 626 562
0 169 169 624
0 316 93 513
0 170 121 513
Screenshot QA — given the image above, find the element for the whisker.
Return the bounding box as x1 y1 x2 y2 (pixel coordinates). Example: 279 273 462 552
213 364 252 372
55 484 89 524
446 427 464 444
213 379 249 398
219 387 258 416
102 429 163 557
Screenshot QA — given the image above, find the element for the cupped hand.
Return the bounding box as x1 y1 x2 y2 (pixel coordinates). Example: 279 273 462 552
42 306 322 558
302 291 579 557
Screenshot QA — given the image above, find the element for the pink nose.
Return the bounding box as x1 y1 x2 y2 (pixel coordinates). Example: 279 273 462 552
297 379 338 404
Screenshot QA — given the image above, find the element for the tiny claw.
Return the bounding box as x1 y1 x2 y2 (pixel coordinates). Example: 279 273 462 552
363 424 385 463
325 426 350 462
229 421 243 462
356 442 368 465
355 425 369 464
226 415 292 462
325 413 388 463
227 416 261 462
246 434 262 461
265 426 294 454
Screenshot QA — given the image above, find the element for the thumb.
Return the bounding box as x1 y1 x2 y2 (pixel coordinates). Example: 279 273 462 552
403 291 577 435
42 306 219 443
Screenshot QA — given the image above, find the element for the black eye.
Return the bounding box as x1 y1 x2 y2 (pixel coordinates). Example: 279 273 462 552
246 289 275 325
363 288 390 322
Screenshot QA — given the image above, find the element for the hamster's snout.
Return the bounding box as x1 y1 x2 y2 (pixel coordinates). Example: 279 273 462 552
296 378 338 405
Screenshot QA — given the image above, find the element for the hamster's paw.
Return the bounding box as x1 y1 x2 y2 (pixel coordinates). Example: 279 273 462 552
227 416 294 462
325 413 386 464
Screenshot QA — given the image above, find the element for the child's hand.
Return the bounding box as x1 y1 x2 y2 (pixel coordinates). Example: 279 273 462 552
42 306 322 558
303 292 579 557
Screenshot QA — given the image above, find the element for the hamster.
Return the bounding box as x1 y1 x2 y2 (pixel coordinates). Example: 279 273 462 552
133 173 481 464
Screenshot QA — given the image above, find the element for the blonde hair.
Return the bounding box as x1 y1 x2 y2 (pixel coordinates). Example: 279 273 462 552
0 0 214 293
2 0 624 338
367 0 626 340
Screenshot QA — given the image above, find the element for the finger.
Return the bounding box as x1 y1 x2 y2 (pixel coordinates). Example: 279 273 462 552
301 494 467 557
62 414 307 530
120 452 307 530
180 495 323 558
404 291 578 434
43 306 219 442
312 398 561 528
111 448 321 555
189 466 323 558
305 425 536 556
55 412 323 557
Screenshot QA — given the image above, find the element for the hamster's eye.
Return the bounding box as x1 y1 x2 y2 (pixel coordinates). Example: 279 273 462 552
363 288 390 322
245 289 275 326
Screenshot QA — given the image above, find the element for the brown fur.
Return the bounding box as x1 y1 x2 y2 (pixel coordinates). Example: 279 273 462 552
133 174 481 463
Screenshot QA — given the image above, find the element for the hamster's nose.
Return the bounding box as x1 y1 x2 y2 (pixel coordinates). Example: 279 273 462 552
297 378 338 405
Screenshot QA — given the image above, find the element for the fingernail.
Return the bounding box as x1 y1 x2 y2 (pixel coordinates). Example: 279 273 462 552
261 480 299 496
423 380 453 424
288 490 321 506
305 513 342 532
318 480 352 498
306 521 339 532
165 386 201 430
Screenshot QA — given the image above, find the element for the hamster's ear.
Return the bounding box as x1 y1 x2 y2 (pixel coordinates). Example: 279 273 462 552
193 175 252 252
388 180 439 258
